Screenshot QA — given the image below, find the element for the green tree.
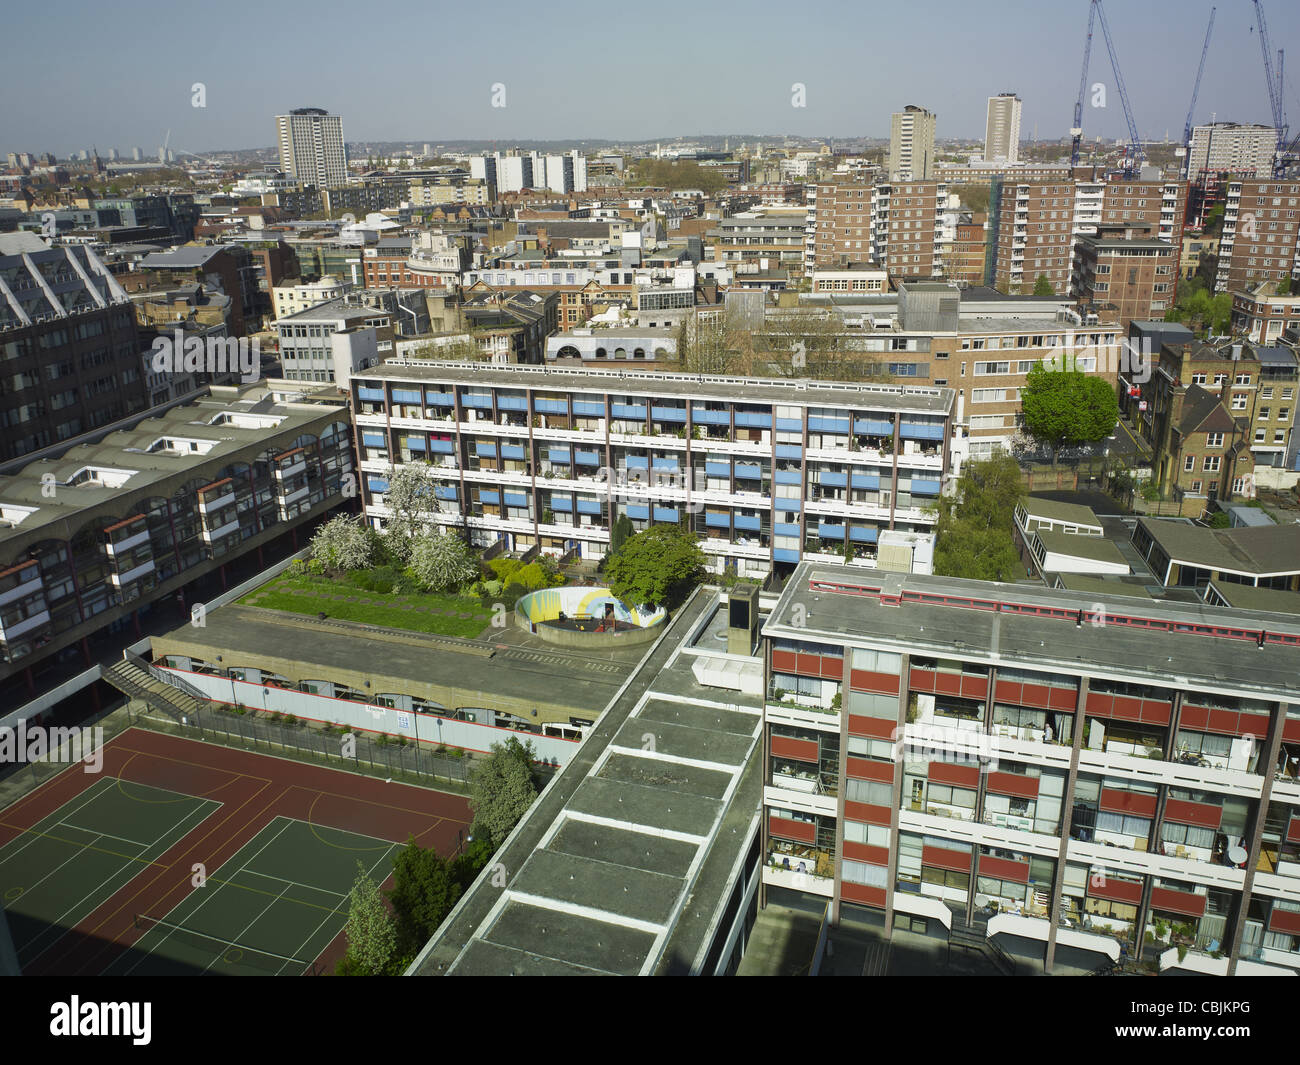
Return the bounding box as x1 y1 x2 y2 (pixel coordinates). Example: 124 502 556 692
932 454 1024 582
387 837 462 963
408 530 478 592
604 524 705 608
340 860 396 976
1032 274 1054 296
1020 364 1118 459
608 513 634 557
468 737 539 849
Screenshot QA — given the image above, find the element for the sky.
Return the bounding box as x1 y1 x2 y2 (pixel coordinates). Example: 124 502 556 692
3 0 1299 156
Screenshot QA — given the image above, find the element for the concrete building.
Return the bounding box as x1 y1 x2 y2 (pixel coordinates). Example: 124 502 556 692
1215 178 1300 294
275 108 348 189
889 106 936 181
272 275 354 320
984 94 1022 164
1187 123 1278 180
758 562 1300 975
0 234 145 462
0 384 354 705
351 363 953 575
274 298 392 385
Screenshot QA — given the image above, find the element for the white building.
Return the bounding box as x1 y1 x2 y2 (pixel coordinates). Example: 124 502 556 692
275 108 348 189
984 93 1022 164
1187 123 1278 179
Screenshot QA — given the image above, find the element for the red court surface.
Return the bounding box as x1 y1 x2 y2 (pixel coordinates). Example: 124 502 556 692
0 727 471 976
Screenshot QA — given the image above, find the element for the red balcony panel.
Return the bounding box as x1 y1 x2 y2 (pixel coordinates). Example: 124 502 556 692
961 675 989 702
1149 886 1207 919
821 656 844 681
933 671 962 697
772 735 820 763
845 800 893 826
1086 691 1113 717
978 855 1030 883
1270 907 1300 936
986 771 1040 799
840 882 887 908
851 669 900 695
928 761 979 788
846 756 894 783
910 667 937 694
1179 704 1210 731
1284 718 1300 745
1237 712 1269 741
1110 695 1143 722
995 680 1021 704
1099 787 1158 818
769 815 816 844
1163 798 1222 830
922 844 971 874
796 653 823 678
843 841 889 867
848 714 898 740
1020 683 1051 709
1049 685 1079 711
771 649 798 674
1088 876 1143 906
1139 699 1172 726
1287 816 1300 845
1207 708 1240 736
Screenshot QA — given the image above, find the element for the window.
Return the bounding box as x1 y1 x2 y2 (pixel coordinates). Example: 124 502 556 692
1232 394 1248 410
1203 456 1220 472
1206 432 1223 448
1184 455 1195 473
1259 407 1271 421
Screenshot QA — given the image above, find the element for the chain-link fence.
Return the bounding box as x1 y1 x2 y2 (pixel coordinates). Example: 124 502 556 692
174 704 473 787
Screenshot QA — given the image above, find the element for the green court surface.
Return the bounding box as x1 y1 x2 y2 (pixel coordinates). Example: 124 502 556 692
0 776 220 970
104 816 401 976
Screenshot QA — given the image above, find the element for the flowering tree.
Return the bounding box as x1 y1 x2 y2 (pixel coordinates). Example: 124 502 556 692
382 462 437 562
408 530 479 593
309 515 374 573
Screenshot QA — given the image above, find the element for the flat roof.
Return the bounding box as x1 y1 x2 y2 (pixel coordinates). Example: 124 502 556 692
1035 529 1128 565
1207 581 1300 615
1138 518 1300 576
1021 497 1102 527
412 591 763 975
359 362 955 414
764 564 1300 699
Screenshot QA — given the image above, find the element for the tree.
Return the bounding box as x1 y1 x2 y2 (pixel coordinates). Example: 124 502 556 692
608 513 634 558
676 314 747 375
604 524 705 608
408 530 479 592
1020 364 1118 459
386 837 462 962
760 307 885 382
932 453 1024 582
382 461 437 560
1032 275 1054 296
309 514 374 573
340 860 396 976
468 737 539 850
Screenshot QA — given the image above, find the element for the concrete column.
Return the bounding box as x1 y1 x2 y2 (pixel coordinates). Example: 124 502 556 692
1044 676 1089 974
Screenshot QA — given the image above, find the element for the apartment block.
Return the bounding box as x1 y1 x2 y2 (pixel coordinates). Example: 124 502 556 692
0 386 354 704
987 179 1076 294
1231 282 1300 344
949 220 988 284
1071 225 1178 329
1214 179 1300 294
984 94 1022 164
275 299 393 384
806 179 874 271
760 564 1300 975
710 211 808 279
889 106 936 181
873 181 953 279
275 109 348 189
351 364 953 576
0 234 145 461
1187 123 1278 180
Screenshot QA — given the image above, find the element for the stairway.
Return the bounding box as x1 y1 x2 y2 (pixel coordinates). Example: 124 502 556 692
949 917 1018 976
103 657 204 724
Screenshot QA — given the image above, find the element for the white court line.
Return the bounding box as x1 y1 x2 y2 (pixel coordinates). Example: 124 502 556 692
0 776 115 867
238 866 347 899
205 881 291 974
125 818 295 975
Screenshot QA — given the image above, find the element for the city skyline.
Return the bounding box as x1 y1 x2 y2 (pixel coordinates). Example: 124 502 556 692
3 0 1298 155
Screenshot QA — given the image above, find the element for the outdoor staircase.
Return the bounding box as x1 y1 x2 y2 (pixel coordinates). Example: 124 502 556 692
103 652 207 724
948 917 1018 976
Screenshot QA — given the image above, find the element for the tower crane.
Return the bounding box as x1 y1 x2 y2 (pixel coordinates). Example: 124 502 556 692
1070 0 1145 174
1180 6 1216 180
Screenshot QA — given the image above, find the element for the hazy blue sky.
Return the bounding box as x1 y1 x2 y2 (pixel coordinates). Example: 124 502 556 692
4 0 1298 154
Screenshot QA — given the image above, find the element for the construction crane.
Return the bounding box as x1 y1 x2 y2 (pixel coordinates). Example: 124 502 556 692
1250 0 1290 177
1070 0 1145 174
1180 6 1216 180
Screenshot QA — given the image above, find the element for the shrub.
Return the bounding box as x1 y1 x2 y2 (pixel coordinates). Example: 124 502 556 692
287 559 308 577
489 558 523 584
306 559 325 576
502 582 528 607
514 562 549 591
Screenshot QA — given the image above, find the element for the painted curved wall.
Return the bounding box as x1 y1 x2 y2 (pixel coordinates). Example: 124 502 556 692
515 586 667 629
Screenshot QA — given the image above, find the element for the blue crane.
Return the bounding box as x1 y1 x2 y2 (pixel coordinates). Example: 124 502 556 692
1251 0 1289 177
1181 6 1216 179
1070 0 1145 174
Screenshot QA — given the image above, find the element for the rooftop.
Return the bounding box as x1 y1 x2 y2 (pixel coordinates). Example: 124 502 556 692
1035 529 1129 566
1020 497 1103 528
1138 517 1300 576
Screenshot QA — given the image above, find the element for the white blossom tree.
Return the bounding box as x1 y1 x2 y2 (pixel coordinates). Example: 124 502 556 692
382 462 437 562
408 530 479 593
309 515 375 573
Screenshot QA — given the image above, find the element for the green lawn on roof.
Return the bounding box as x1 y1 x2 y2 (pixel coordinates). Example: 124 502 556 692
240 574 491 639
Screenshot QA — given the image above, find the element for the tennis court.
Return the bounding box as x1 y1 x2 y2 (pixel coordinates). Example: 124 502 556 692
0 727 472 976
